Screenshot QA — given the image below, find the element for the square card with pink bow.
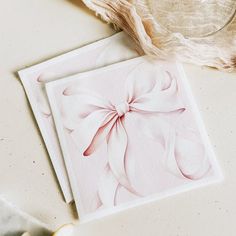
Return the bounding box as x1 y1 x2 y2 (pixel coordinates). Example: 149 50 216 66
46 56 223 222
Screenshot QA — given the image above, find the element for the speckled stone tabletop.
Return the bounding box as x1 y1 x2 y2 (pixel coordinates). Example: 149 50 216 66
1 1 236 235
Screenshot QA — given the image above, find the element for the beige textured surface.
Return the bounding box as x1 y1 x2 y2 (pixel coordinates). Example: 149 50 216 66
0 0 236 235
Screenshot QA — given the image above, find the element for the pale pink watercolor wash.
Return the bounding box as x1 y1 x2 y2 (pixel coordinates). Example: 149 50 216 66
46 57 222 220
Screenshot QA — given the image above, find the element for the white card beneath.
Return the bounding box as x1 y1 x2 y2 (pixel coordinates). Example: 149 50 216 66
46 56 223 222
18 32 139 202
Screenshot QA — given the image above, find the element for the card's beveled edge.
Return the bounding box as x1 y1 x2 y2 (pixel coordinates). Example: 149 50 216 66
18 70 74 203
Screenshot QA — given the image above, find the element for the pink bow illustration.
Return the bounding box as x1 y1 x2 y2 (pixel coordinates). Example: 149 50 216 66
61 65 188 207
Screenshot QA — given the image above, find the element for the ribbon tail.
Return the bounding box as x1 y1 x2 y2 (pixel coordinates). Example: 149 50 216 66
164 127 185 178
165 126 211 180
139 116 204 180
70 110 116 156
107 118 139 195
174 129 211 180
97 165 120 207
142 117 186 179
83 114 117 156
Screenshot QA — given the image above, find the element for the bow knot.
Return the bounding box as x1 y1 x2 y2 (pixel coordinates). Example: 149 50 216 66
115 101 130 117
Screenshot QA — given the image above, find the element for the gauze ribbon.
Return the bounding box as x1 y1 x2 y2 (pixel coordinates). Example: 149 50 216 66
61 63 187 207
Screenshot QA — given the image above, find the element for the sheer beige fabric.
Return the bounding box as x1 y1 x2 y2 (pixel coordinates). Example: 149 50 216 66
82 0 236 71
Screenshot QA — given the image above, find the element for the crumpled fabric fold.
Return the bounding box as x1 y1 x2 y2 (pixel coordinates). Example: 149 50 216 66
82 0 236 71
